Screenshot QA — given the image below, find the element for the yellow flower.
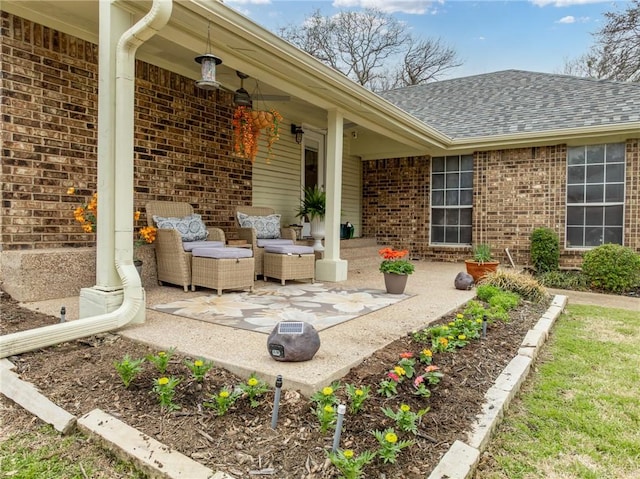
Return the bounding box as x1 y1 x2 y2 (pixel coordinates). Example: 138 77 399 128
158 351 166 357
458 334 466 340
322 386 334 396
393 366 406 376
422 349 432 357
134 210 141 222
67 187 75 194
343 449 354 459
158 377 169 386
476 318 483 323
324 405 334 413
439 337 449 347
384 432 398 444
194 360 203 367
220 391 229 398
456 313 464 319
400 404 410 412
448 322 455 326
355 389 363 396
442 325 448 330
248 377 258 387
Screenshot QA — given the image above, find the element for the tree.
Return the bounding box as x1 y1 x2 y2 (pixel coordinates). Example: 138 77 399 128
278 8 461 91
564 0 640 82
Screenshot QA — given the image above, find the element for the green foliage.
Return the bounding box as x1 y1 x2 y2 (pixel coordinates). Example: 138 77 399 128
475 284 502 302
489 291 521 311
152 376 181 411
146 347 176 374
538 270 590 290
204 386 241 416
381 404 428 434
372 428 414 464
472 243 493 262
296 185 326 220
237 373 270 407
379 259 415 275
113 355 145 388
327 448 376 479
480 269 549 303
582 243 640 293
530 227 559 273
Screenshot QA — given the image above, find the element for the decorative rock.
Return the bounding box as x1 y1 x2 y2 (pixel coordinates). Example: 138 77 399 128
267 321 321 362
454 271 474 290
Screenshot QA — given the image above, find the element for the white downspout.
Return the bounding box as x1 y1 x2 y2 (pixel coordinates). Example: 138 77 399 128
0 0 173 358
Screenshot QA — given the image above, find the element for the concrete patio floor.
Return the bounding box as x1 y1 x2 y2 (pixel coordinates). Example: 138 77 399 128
21 261 476 396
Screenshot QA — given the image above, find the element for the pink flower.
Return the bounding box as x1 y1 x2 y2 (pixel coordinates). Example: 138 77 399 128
399 352 414 359
387 372 400 382
413 376 424 387
425 365 440 373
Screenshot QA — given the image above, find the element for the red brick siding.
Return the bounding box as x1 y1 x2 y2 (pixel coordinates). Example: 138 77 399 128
363 142 640 267
1 12 250 251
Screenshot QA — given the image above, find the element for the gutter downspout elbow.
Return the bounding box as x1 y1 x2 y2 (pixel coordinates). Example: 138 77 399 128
0 0 173 359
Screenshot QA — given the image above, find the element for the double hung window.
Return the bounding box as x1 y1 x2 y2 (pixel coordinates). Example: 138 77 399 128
566 143 625 248
431 155 473 245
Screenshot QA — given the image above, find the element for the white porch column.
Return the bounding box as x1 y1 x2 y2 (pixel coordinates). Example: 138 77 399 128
79 1 130 317
316 109 348 282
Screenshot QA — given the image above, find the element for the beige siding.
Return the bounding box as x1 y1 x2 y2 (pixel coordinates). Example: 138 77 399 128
342 137 362 237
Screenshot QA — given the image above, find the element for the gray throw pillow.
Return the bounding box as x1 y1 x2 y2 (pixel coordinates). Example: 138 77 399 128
153 214 208 242
237 212 281 239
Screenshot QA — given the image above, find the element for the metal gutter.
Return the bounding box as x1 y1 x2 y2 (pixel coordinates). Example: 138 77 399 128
0 0 173 359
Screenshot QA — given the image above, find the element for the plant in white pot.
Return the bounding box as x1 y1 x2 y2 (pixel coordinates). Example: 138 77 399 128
296 185 326 251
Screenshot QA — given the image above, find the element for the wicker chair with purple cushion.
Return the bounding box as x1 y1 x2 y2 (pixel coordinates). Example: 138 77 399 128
235 206 296 280
146 201 226 291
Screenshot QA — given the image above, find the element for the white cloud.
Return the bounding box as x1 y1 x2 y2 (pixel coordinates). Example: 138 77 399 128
530 0 607 7
556 15 591 23
332 0 442 15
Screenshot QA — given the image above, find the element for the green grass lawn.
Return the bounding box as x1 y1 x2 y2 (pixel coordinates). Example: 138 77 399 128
478 304 640 479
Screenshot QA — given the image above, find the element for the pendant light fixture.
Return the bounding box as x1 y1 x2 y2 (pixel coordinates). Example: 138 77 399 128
234 71 253 107
195 22 222 90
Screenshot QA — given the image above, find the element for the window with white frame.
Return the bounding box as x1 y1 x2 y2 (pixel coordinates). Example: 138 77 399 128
566 143 625 248
431 154 473 245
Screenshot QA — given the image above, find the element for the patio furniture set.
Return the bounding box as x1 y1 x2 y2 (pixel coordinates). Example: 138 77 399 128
145 201 315 295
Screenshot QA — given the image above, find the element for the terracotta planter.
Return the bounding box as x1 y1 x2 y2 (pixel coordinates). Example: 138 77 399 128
383 272 408 294
464 260 499 283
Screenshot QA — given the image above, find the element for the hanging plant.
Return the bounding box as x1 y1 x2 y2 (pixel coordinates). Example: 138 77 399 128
233 106 283 163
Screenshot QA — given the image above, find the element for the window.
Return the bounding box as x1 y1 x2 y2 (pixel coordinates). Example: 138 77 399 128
566 143 625 248
431 155 473 245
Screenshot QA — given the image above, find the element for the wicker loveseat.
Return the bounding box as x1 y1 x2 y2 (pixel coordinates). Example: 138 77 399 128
146 201 226 291
235 206 296 280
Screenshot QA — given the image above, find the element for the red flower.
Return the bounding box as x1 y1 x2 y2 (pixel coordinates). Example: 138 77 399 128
387 372 400 382
399 352 414 359
378 247 408 261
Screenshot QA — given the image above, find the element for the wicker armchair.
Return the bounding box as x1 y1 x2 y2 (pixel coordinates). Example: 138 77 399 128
146 201 226 291
235 206 296 279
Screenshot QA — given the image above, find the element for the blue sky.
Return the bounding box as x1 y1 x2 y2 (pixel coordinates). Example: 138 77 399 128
226 0 631 79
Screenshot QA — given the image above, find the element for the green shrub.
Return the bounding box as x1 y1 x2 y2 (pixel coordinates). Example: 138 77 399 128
489 291 521 311
582 244 640 293
476 284 502 302
530 227 559 273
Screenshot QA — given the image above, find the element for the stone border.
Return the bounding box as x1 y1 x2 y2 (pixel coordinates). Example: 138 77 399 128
427 294 567 479
1 295 567 479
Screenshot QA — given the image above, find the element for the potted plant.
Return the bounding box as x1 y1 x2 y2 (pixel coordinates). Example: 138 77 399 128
464 243 499 282
379 247 415 294
296 185 326 251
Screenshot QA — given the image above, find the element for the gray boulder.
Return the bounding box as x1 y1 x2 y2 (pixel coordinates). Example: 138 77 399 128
267 321 321 362
454 271 474 290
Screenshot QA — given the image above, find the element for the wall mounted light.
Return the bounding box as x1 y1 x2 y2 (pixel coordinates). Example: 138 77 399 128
291 124 304 144
195 22 222 90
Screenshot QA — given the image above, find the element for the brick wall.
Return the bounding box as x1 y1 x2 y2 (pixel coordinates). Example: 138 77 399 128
1 12 250 251
363 142 640 267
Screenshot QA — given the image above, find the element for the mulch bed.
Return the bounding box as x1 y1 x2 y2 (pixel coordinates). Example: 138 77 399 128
1 289 549 478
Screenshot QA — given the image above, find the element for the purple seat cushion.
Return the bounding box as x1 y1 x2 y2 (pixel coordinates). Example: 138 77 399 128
256 238 295 248
182 240 225 252
191 247 253 259
264 245 315 255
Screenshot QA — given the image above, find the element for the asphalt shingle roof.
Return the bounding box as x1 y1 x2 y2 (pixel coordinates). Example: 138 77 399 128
378 70 640 140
